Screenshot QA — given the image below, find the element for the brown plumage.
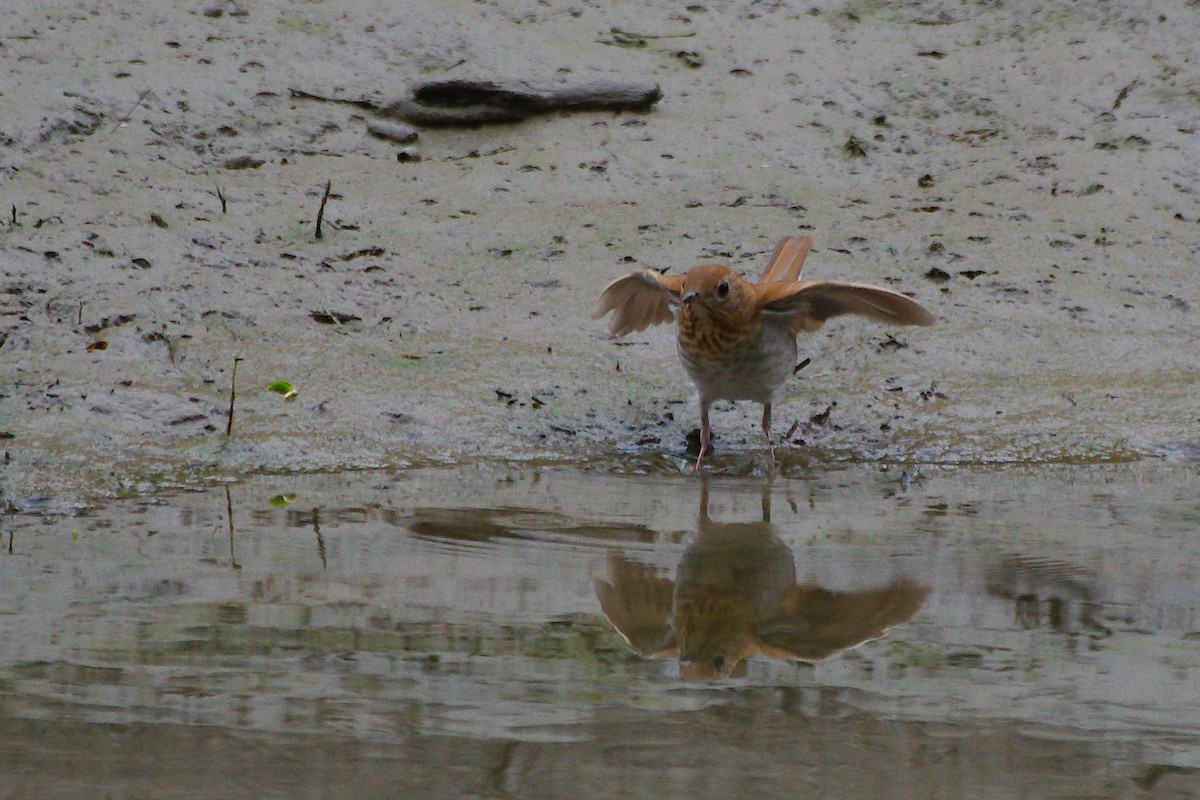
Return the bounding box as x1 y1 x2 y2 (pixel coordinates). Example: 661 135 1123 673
593 482 929 680
593 235 934 468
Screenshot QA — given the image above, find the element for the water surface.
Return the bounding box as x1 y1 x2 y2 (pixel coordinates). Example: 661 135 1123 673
2 463 1199 798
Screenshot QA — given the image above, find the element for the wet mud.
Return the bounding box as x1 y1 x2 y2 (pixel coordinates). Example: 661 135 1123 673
2 1 1199 508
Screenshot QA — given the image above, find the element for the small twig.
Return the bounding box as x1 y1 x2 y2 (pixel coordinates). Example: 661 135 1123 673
445 145 516 162
77 301 84 326
224 356 244 437
9 204 16 227
287 87 378 111
110 89 152 133
315 180 332 240
214 184 227 214
610 26 696 39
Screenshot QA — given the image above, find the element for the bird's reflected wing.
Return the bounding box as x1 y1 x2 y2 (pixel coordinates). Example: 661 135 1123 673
593 270 685 336
758 280 934 330
759 235 813 284
593 550 677 658
755 580 929 662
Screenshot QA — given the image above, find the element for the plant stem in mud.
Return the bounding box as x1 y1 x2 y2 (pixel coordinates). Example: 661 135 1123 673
315 179 332 240
225 356 244 437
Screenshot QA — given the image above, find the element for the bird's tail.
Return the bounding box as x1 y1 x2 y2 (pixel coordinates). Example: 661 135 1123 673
759 235 813 285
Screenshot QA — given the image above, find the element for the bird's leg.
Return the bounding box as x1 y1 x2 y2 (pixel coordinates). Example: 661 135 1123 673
762 403 776 467
695 401 712 471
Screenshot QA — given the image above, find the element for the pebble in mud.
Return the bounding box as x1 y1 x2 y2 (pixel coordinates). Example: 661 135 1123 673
223 155 266 170
366 120 419 144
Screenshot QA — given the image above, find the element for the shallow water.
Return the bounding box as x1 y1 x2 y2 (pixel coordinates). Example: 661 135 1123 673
3 462 1199 798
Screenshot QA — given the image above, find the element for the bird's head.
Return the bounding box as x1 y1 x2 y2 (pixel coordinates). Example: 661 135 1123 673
678 264 752 327
674 592 757 681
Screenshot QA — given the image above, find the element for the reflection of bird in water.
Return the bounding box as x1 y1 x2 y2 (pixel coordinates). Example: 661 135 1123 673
594 482 928 680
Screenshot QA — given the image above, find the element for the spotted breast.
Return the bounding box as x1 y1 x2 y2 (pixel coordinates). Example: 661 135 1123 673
677 305 797 407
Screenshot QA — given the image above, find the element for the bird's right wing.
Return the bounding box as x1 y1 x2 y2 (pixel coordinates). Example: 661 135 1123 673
759 235 813 285
593 269 685 336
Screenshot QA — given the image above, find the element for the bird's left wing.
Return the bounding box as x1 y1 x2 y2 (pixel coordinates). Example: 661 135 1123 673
755 581 929 662
593 270 685 336
758 280 934 328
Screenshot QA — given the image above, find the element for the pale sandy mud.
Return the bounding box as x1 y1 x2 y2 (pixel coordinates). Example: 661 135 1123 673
2 0 1199 507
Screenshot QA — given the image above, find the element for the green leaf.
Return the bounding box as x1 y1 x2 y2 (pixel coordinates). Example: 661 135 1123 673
268 380 298 400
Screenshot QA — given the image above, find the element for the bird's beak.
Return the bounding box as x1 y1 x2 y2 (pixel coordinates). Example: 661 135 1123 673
681 290 698 305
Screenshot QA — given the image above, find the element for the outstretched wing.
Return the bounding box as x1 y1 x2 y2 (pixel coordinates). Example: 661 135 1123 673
755 580 929 662
759 235 813 285
593 270 685 336
593 551 677 658
758 280 934 329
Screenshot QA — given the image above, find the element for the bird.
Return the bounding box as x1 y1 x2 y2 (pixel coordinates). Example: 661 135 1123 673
593 235 934 469
593 481 929 680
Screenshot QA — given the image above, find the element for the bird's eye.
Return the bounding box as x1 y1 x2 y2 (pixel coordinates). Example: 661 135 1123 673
716 281 730 298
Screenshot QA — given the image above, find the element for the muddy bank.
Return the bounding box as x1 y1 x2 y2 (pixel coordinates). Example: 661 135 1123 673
2 0 1199 507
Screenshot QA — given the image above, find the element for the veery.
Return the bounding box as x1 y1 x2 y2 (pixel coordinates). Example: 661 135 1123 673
594 236 934 468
